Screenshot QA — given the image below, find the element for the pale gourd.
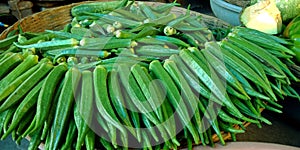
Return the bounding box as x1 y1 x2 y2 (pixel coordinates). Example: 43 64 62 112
240 0 282 34
251 0 300 22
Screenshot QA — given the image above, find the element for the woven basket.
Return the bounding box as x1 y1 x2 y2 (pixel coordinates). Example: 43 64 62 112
0 0 250 149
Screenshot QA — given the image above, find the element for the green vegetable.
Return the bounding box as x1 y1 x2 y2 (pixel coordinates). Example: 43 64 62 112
71 0 129 16
48 67 81 150
108 70 136 136
154 35 190 48
14 38 79 50
27 127 43 150
179 49 243 118
75 70 94 150
291 34 300 46
149 60 200 144
34 63 68 131
45 29 82 40
220 40 269 85
85 129 95 150
14 113 33 144
40 77 65 141
163 59 212 143
0 61 53 112
83 12 142 28
201 46 248 99
2 106 17 136
79 37 132 50
0 54 38 93
291 45 300 63
118 64 161 124
0 35 18 49
0 79 44 140
60 119 77 150
284 14 300 38
168 54 221 105
135 45 180 57
122 90 142 142
93 65 127 146
0 53 23 78
231 27 295 55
